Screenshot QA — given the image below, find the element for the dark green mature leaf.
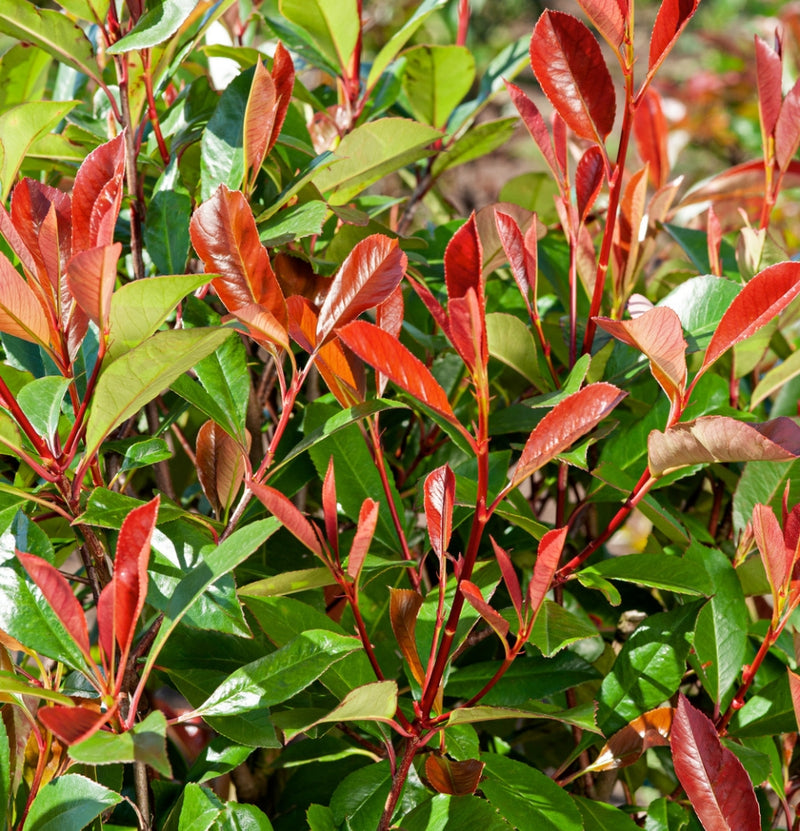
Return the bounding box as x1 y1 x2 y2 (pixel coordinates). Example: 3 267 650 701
528 600 599 657
144 190 193 275
401 794 512 830
24 773 122 831
85 328 233 456
730 674 796 737
168 782 222 830
329 761 392 831
579 554 712 596
106 0 197 52
597 600 704 734
573 795 640 830
481 755 582 831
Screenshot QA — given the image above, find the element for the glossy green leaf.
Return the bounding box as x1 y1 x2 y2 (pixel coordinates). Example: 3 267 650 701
217 802 274 830
730 674 796 738
143 190 193 276
107 0 197 53
573 795 640 831
662 225 737 277
280 0 359 76
170 782 222 830
402 794 512 830
643 796 690 831
597 600 703 734
259 200 329 246
579 554 712 596
448 702 600 734
69 711 171 777
0 669 74 705
116 437 173 472
481 754 582 831
432 117 518 176
193 630 360 718
659 274 741 341
401 45 475 128
330 761 392 831
24 773 122 831
79 487 184 529
17 376 71 444
86 327 233 456
312 118 441 205
487 312 548 389
528 600 599 657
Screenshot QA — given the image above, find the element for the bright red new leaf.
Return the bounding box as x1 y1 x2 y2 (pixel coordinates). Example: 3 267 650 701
576 146 606 222
575 0 626 49
38 704 111 746
506 81 562 182
648 0 701 79
71 133 126 254
462 581 509 645
16 551 91 661
530 11 616 145
512 383 626 486
347 499 379 582
527 526 568 616
445 214 482 302
698 262 800 379
775 78 800 172
243 60 277 194
322 456 339 562
316 235 407 345
424 465 455 563
66 242 121 332
251 480 323 559
376 286 404 396
671 694 760 831
491 538 523 624
269 42 295 156
755 35 782 145
495 210 537 318
633 87 669 189
752 503 792 608
789 668 800 731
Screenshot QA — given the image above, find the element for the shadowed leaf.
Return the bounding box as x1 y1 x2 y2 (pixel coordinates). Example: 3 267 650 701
389 588 425 686
425 756 484 795
196 421 247 516
243 60 276 193
576 146 605 222
775 78 800 172
752 503 791 606
425 465 455 562
38 706 110 746
587 708 673 772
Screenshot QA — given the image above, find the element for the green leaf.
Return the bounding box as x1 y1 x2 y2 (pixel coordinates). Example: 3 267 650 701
528 600 599 657
279 0 359 76
107 272 209 362
116 437 173 472
143 190 193 275
432 117 518 176
311 118 442 205
16 376 71 444
730 674 796 738
401 45 475 128
0 100 77 201
686 543 748 709
86 327 233 455
573 795 640 831
401 794 512 830
186 738 252 785
168 782 221 831
732 458 800 536
106 0 197 53
193 630 361 718
69 711 171 778
597 600 703 734
0 714 8 826
0 669 75 706
238 567 336 597
579 554 712 596
0 43 51 111
258 200 329 246
217 802 274 830
330 761 392 831
486 312 548 389
307 804 337 831
367 0 449 88
659 274 741 342
79 487 185 529
447 702 601 734
663 224 738 278
644 796 690 831
24 773 122 831
481 754 582 831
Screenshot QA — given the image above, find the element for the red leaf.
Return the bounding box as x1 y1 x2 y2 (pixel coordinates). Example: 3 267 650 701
268 42 295 156
575 0 626 49
576 146 606 222
425 756 484 796
316 235 407 344
243 60 277 193
0 253 51 345
775 78 800 172
755 35 783 143
788 668 800 730
633 87 669 189
376 285 404 396
495 210 537 319
448 289 486 374
529 11 616 144
648 416 800 478
16 551 91 660
462 581 509 643
527 526 568 616
71 133 125 254
389 587 425 686
648 0 700 78
424 465 455 563
347 499 378 582
98 497 158 670
671 694 760 831
230 301 290 352
752 503 792 605
595 306 687 415
590 707 673 771
512 383 626 486
506 81 561 181
337 320 459 424
322 456 339 562
699 262 800 377
491 537 523 622
38 705 111 746
66 242 120 331
190 185 287 334
196 421 248 516
613 166 649 294
251 481 323 558
445 214 482 302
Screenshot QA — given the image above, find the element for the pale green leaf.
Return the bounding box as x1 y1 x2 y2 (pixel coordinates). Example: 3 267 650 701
280 0 359 76
401 45 475 128
24 773 122 831
107 0 197 53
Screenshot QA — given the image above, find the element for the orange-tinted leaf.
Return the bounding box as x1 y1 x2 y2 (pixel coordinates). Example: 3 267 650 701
71 133 125 253
648 416 800 478
16 551 91 660
595 306 686 414
755 35 782 144
788 668 800 730
322 456 339 562
648 0 701 79
38 705 111 746
707 206 722 277
389 587 425 686
671 694 759 831
775 78 800 172
491 537 523 622
424 465 455 562
268 42 295 156
576 146 606 222
425 756 484 795
190 185 287 329
347 499 378 582
251 480 323 558
634 87 669 189
613 166 648 293
506 81 561 181
575 0 626 49
530 11 616 144
495 210 538 320
196 421 248 516
243 60 276 194
337 320 459 424
590 707 673 772
0 252 50 345
316 235 406 344
231 301 290 352
699 262 800 377
66 243 120 331
752 503 791 605
528 526 568 616
512 383 626 486
462 581 509 644
448 289 486 374
376 285 404 396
